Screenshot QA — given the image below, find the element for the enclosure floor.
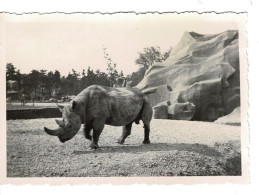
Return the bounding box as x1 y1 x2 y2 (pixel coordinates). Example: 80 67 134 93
6 119 241 177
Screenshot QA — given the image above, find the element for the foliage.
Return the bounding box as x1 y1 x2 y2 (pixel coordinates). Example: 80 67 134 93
6 63 22 90
103 46 119 87
128 46 172 86
5 46 172 99
135 46 172 70
6 64 117 100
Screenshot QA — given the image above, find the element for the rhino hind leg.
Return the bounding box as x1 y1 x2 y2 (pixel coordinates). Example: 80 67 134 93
141 99 153 144
142 123 151 144
117 122 133 144
89 118 105 149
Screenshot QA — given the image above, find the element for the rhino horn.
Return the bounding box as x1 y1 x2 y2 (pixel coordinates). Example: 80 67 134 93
44 127 65 136
57 104 64 112
55 119 64 127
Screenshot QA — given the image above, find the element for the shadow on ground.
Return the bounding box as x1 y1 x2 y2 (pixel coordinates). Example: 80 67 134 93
73 143 222 157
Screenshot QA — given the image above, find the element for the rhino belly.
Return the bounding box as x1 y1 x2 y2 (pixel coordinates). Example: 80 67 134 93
106 97 143 126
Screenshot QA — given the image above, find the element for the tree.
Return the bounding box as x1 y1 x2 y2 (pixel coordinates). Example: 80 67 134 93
15 69 22 89
103 46 119 86
64 69 81 95
28 70 40 95
53 70 61 87
47 71 56 97
72 69 80 94
119 70 124 77
80 69 86 90
60 76 68 96
53 70 61 97
135 46 172 70
72 69 80 79
6 63 16 80
39 69 48 98
94 69 109 86
6 63 23 91
127 46 172 87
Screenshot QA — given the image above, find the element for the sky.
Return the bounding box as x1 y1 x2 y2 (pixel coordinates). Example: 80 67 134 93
3 13 242 77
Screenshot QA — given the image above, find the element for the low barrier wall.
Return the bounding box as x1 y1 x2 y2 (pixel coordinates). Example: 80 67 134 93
7 108 62 120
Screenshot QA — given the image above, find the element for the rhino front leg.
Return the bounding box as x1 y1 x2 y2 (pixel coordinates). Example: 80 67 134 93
83 122 92 140
117 122 133 144
89 118 105 149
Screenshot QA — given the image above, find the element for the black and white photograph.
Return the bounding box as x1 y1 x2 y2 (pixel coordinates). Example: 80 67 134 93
1 12 248 184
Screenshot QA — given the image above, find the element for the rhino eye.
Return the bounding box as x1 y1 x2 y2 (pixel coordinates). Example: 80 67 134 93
68 124 72 128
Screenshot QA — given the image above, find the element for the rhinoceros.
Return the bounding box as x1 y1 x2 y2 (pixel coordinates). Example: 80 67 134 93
44 85 162 149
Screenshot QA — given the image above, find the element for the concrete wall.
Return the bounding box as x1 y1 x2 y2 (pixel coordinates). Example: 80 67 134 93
7 108 62 120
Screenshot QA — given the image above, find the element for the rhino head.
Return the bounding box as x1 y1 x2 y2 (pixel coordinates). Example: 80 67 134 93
44 101 82 143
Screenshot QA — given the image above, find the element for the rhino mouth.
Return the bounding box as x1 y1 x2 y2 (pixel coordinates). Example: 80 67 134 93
58 131 77 143
58 136 71 143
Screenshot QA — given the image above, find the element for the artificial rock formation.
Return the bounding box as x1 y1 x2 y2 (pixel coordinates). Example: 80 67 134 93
168 102 196 120
137 30 240 121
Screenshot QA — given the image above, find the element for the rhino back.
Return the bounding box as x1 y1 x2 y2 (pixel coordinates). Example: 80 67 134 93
80 85 144 126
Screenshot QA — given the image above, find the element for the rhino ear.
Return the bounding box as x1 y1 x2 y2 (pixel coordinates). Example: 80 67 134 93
57 104 64 112
55 119 64 127
71 100 77 111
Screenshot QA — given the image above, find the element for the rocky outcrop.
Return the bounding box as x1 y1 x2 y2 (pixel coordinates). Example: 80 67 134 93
153 105 168 119
138 30 240 121
168 102 196 120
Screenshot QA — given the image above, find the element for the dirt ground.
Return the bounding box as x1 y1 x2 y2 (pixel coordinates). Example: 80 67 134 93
6 118 241 177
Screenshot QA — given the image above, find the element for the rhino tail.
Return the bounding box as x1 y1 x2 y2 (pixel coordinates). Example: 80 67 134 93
140 85 172 95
